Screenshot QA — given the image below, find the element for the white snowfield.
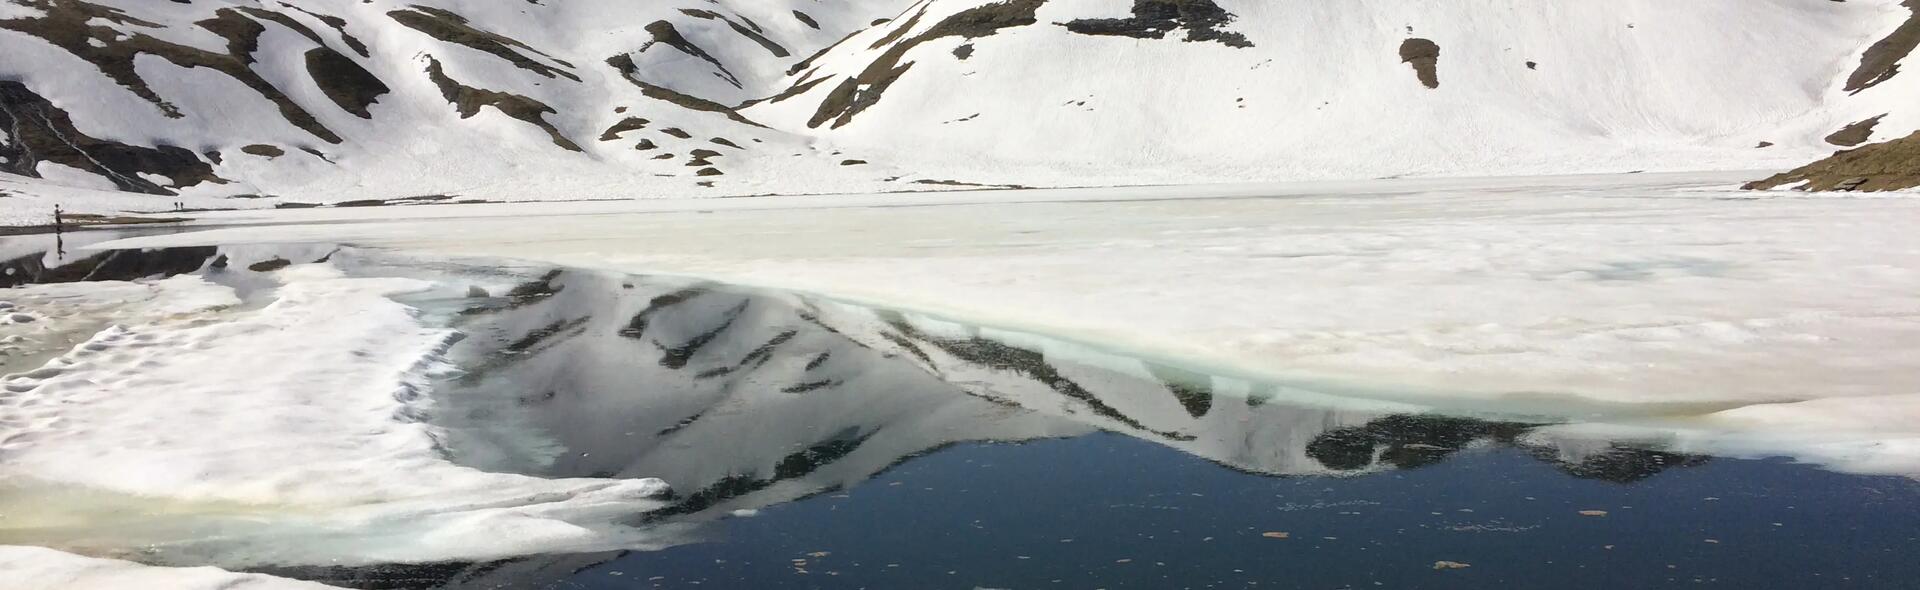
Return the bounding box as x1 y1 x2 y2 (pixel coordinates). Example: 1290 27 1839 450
96 172 1920 477
2 0 1918 221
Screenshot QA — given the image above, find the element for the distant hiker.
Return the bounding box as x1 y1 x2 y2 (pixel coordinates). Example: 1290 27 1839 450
52 205 62 231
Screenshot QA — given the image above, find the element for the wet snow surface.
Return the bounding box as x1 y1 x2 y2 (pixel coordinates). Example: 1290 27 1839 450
5 173 1920 587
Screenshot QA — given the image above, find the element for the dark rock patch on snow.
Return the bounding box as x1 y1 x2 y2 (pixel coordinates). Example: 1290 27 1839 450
793 10 820 30
642 20 743 88
241 144 286 158
305 47 389 118
809 0 1047 129
599 117 651 141
278 4 370 57
231 6 329 49
1400 38 1441 89
423 56 582 152
606 54 767 128
1825 114 1886 146
390 6 579 81
870 4 932 50
1060 0 1253 48
679 9 790 58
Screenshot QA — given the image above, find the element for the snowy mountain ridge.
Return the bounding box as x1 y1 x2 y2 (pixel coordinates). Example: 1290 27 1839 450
1 0 1918 215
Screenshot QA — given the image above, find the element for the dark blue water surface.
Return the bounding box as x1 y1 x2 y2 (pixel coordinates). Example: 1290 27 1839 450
561 436 1920 590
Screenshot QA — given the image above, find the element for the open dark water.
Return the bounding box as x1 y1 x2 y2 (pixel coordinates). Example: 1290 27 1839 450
6 237 1920 590
558 441 1920 590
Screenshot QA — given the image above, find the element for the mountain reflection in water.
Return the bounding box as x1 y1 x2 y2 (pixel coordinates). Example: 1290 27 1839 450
266 262 1721 588
1 240 1740 589
430 266 1710 498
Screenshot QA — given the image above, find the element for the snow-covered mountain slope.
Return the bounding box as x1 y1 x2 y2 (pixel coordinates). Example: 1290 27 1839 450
750 0 1920 185
1 0 1918 214
0 0 919 208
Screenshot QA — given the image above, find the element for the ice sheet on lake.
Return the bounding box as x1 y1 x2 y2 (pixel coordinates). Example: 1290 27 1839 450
0 546 342 590
93 173 1920 475
0 264 676 568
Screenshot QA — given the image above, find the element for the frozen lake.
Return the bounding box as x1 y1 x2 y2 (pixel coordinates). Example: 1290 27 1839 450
5 173 1920 588
100 172 1920 473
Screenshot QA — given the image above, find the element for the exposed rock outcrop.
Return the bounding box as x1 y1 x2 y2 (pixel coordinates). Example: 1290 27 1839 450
0 81 220 195
1060 0 1253 48
1744 131 1920 192
1400 38 1441 89
809 0 1048 129
1826 114 1886 147
423 57 582 152
1845 0 1920 93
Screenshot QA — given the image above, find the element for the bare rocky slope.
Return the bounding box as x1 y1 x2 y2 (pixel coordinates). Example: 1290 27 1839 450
1 0 1918 212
